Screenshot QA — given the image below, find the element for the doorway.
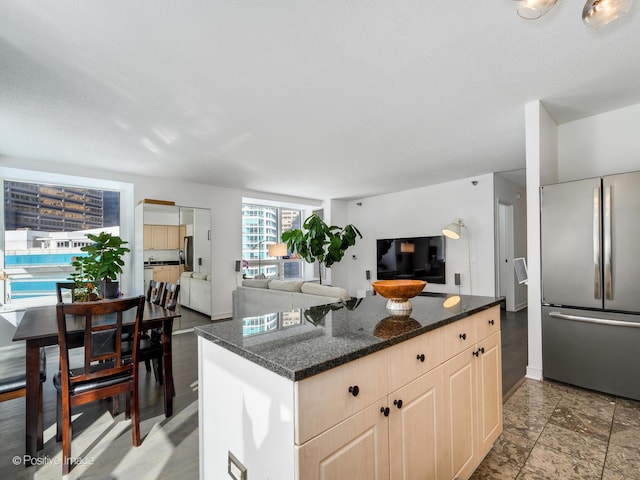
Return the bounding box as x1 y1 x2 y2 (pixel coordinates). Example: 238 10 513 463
497 201 515 311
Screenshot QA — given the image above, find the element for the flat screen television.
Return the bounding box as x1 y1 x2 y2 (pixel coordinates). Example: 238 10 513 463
376 235 446 284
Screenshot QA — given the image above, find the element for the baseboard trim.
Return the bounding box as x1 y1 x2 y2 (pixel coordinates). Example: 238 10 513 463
503 377 526 403
526 366 543 381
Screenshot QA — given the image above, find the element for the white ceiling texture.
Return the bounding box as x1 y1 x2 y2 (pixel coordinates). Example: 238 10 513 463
1 1 639 200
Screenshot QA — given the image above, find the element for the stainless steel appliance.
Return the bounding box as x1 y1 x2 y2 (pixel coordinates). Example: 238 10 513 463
541 171 640 400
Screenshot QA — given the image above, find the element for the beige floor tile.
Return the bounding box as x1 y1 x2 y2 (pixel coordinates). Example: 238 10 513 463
614 400 640 431
537 422 608 466
605 443 640 475
519 443 603 480
600 468 628 480
609 421 640 449
548 404 613 443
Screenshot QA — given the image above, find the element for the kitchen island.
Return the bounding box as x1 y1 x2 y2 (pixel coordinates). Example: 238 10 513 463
195 294 503 480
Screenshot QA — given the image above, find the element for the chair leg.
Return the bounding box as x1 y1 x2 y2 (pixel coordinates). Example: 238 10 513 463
131 387 141 447
125 392 131 420
112 394 120 416
151 357 164 384
144 359 151 372
56 391 62 442
61 395 72 475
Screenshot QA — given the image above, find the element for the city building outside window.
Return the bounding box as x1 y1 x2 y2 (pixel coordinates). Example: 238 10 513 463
241 204 303 279
2 180 121 307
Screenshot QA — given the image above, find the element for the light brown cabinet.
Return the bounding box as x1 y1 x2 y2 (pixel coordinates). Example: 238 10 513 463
295 305 502 480
144 224 184 250
152 265 181 284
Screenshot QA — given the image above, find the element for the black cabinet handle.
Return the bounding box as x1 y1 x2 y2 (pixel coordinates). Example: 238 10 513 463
416 353 425 362
488 319 495 325
473 350 479 357
348 385 359 397
393 399 403 409
380 406 390 417
479 347 485 354
459 333 467 340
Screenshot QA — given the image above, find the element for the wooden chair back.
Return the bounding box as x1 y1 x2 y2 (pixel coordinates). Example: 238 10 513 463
161 283 180 311
146 280 164 305
55 282 78 303
55 295 145 474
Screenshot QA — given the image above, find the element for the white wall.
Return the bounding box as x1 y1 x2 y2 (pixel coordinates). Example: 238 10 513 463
341 174 496 297
524 100 558 381
558 102 640 181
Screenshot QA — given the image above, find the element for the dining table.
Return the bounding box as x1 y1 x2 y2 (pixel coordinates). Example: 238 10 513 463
12 300 181 460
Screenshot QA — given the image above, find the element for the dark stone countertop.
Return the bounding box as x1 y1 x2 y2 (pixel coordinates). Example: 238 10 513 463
195 294 503 382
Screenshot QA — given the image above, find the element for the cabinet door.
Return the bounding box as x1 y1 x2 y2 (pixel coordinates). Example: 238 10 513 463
167 225 180 249
387 328 442 393
143 225 152 250
389 367 447 480
153 267 172 283
151 225 168 249
476 332 503 459
297 401 389 480
442 347 477 480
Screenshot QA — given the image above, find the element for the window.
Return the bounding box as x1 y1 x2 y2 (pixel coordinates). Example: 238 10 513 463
241 203 303 279
3 180 121 306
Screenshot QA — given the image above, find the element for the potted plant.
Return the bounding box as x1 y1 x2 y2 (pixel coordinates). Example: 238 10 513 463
70 232 130 299
281 213 362 284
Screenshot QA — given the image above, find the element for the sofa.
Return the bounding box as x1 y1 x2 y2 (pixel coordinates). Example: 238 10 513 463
233 279 350 317
180 272 212 317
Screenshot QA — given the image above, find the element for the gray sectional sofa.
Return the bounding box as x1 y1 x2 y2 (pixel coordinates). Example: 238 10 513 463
233 279 350 317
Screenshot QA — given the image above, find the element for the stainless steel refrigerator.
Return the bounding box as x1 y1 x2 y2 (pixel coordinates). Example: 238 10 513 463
541 171 640 400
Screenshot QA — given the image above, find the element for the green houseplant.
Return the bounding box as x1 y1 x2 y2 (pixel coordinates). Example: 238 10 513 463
69 232 130 299
281 213 362 284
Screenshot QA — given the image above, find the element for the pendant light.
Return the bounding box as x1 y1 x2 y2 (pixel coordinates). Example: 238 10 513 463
517 0 558 19
582 0 633 28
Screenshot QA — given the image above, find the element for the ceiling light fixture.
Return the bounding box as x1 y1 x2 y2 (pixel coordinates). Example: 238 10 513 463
582 0 633 27
515 0 633 27
517 0 558 19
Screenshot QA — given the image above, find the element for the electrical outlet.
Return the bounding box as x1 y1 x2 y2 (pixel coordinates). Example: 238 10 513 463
366 270 371 280
454 273 461 286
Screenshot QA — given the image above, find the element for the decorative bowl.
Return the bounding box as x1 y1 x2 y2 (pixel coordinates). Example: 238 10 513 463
372 280 427 315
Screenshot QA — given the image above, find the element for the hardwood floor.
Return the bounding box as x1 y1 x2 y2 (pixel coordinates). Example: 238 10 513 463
0 306 209 480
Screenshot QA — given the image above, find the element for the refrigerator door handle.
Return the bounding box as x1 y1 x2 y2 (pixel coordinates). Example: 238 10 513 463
593 186 602 300
549 311 640 328
604 185 613 300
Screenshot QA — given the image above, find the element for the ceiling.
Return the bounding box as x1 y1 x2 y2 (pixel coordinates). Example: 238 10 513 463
1 1 639 201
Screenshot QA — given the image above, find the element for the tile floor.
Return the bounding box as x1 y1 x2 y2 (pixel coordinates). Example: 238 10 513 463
472 378 640 480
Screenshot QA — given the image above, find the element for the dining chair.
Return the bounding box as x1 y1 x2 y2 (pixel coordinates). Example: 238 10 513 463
0 344 46 403
54 296 145 475
160 282 180 311
55 281 78 303
146 280 164 305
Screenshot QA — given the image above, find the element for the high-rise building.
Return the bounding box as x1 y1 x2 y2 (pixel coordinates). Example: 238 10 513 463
3 181 117 232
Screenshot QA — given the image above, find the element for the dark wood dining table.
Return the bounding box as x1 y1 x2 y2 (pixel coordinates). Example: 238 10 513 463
12 300 181 459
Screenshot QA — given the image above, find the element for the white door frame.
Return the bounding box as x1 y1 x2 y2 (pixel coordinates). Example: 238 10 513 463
497 201 515 311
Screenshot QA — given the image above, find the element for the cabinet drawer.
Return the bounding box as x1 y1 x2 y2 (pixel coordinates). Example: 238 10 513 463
387 329 442 392
295 349 388 445
440 315 477 361
474 305 501 340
